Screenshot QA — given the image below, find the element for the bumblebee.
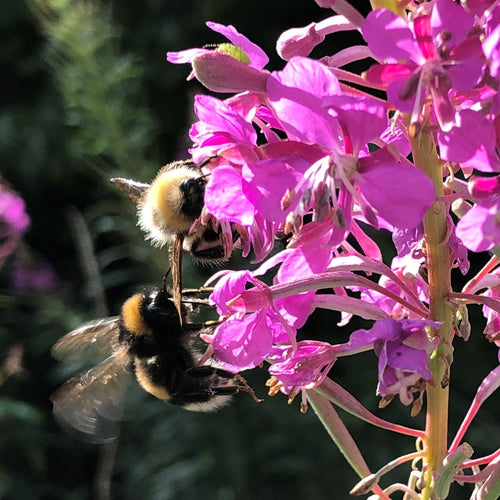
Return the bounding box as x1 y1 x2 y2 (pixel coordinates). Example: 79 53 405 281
111 159 238 321
111 159 233 262
51 286 256 443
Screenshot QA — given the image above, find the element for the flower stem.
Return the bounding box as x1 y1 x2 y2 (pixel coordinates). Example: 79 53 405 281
307 390 392 500
410 129 453 498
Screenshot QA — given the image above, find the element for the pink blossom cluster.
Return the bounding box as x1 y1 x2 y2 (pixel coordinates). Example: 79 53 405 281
166 1 500 495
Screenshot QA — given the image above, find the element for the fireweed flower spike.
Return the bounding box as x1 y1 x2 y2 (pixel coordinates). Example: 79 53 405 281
163 0 500 497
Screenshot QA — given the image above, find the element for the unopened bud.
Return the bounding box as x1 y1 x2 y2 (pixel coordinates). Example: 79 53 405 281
277 23 325 60
192 52 269 93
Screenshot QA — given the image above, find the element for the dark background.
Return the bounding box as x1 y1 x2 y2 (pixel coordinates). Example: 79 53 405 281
1 1 499 498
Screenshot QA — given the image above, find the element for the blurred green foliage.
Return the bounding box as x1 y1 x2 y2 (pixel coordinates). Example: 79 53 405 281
1 1 499 499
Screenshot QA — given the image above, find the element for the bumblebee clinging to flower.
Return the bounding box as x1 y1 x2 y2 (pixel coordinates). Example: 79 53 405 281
111 159 236 261
111 159 239 320
51 285 257 443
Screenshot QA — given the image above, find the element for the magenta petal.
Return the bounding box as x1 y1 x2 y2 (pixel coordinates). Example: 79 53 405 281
431 0 474 46
413 15 435 60
242 157 310 223
437 110 500 173
361 9 423 64
205 165 255 225
192 94 257 146
210 270 254 315
385 342 432 379
267 57 341 149
447 56 484 92
275 292 316 329
322 95 387 153
387 76 422 113
213 312 274 371
357 150 435 228
484 24 500 78
456 201 500 252
277 230 333 283
0 192 30 234
364 63 414 86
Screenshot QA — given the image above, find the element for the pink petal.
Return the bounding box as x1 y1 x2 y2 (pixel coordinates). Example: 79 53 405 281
205 165 255 225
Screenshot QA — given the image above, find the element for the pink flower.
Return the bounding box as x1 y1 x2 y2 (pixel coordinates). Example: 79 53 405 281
212 312 276 372
265 57 435 231
344 319 440 405
268 340 337 392
362 0 484 132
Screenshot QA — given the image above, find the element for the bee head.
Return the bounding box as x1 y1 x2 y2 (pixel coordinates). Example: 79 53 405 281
179 176 206 218
141 288 181 331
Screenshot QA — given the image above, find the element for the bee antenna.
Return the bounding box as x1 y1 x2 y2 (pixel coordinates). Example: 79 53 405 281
162 269 171 293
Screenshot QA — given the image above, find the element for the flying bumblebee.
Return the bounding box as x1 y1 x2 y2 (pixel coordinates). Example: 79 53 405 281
51 285 257 443
111 159 238 321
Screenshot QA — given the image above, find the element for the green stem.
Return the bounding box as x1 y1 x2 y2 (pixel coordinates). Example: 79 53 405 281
308 391 392 500
410 129 453 498
308 390 371 478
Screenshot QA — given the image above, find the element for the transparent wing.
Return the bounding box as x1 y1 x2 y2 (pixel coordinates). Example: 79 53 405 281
110 177 149 203
51 348 132 443
51 316 120 364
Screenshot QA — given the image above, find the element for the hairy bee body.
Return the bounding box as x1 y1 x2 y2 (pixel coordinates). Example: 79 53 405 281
51 287 240 442
137 162 207 245
112 160 232 262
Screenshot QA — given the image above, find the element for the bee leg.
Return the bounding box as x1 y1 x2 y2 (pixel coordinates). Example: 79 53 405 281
185 366 261 403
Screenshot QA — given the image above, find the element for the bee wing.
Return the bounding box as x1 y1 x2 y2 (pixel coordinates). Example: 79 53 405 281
51 348 132 443
110 177 150 203
52 316 121 364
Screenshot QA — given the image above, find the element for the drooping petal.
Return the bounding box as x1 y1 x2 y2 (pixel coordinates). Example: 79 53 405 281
209 269 255 315
269 341 337 389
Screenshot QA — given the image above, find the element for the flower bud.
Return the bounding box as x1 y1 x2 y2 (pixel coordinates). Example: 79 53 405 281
192 52 269 93
277 23 325 60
